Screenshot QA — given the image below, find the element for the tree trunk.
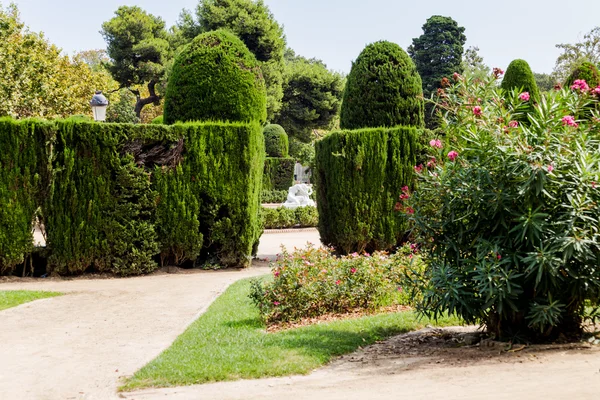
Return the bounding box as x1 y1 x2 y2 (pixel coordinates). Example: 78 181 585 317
131 80 160 120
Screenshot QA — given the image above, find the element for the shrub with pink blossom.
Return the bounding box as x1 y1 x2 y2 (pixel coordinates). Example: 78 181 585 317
407 71 600 341
249 244 418 324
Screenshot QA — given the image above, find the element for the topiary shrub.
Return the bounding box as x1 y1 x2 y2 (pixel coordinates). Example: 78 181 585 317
501 59 540 102
151 115 164 124
163 29 267 124
263 157 295 191
263 124 289 157
340 41 424 130
564 61 600 88
315 126 417 254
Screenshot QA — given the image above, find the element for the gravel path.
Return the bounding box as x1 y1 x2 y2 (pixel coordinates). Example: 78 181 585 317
0 230 321 400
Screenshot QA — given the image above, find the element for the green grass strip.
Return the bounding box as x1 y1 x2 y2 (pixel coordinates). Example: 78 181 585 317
122 277 459 391
0 290 62 311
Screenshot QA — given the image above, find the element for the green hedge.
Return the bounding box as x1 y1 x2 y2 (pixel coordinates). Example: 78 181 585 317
263 124 289 157
261 206 318 229
261 190 288 204
315 126 417 254
0 120 264 276
263 157 294 191
164 30 267 125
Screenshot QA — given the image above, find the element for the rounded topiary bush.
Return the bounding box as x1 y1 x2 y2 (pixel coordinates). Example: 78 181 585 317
164 30 267 124
501 59 540 102
565 61 600 88
340 41 424 130
263 124 289 157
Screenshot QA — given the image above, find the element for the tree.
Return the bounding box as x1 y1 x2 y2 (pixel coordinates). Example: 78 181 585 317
533 72 556 92
76 49 109 72
340 41 424 130
178 0 286 120
461 46 490 80
501 59 540 102
163 30 266 124
275 51 344 143
0 4 118 119
101 6 170 119
553 27 600 82
564 61 600 88
409 16 466 95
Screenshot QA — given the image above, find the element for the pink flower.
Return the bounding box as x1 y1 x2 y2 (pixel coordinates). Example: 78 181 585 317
410 243 418 252
429 139 443 149
394 202 403 212
562 115 578 127
321 269 327 274
274 270 280 277
593 86 600 96
351 268 357 274
397 286 403 292
273 301 280 306
414 164 424 173
519 92 530 101
351 252 359 258
364 252 370 257
473 106 482 116
427 157 437 168
335 280 341 286
402 186 410 193
399 193 410 201
570 79 589 92
447 151 459 161
405 207 415 215
493 67 504 78
497 254 502 260
547 165 554 173
592 182 597 189
509 120 519 128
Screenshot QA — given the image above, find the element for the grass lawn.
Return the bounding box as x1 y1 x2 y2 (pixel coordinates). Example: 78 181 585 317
0 290 62 311
122 277 460 391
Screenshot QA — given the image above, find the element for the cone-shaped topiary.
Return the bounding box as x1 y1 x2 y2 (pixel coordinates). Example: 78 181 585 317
164 29 267 124
340 41 424 130
501 59 540 102
565 61 600 89
263 124 289 157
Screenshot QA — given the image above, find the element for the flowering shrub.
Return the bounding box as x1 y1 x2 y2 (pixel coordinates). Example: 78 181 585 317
407 71 600 341
249 245 418 324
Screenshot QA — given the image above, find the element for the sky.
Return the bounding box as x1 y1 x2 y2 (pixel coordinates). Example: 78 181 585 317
7 0 600 75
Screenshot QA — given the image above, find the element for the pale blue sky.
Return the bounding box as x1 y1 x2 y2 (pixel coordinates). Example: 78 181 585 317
8 0 600 74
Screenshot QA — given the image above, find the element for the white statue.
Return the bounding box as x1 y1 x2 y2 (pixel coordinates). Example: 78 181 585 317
283 184 316 209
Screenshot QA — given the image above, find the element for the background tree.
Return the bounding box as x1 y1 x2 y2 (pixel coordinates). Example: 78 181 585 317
0 4 118 119
409 16 466 92
101 6 170 119
275 51 344 144
461 46 490 80
553 27 600 82
564 61 600 88
178 0 286 120
533 72 556 92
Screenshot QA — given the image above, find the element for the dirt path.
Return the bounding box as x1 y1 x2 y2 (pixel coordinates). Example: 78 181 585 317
128 327 600 400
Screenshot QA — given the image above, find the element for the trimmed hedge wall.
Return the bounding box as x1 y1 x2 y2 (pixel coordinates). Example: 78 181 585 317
315 126 417 254
263 124 289 157
164 30 267 125
0 120 264 276
262 206 318 229
263 157 295 191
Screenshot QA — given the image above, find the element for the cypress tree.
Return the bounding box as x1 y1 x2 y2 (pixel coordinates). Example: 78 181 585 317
501 59 540 102
340 41 424 130
263 124 289 157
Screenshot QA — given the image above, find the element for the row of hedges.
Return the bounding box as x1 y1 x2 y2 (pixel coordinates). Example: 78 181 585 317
263 157 294 191
0 119 264 276
262 206 318 229
261 190 288 204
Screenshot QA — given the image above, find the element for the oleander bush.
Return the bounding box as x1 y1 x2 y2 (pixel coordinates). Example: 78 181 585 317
261 189 288 204
249 245 417 324
315 126 417 254
263 157 294 191
565 61 600 89
408 70 600 341
164 30 267 124
263 124 289 157
340 40 424 129
0 119 264 276
261 206 318 229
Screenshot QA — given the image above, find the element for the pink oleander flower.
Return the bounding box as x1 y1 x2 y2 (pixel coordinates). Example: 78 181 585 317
473 106 482 116
414 164 424 173
399 193 410 201
453 72 461 81
429 139 443 149
493 67 504 78
274 270 280 277
497 254 502 260
519 92 530 101
273 301 280 306
402 186 410 193
509 120 519 128
562 115 578 127
351 252 359 258
592 182 597 189
405 207 415 215
394 202 403 211
397 286 403 292
410 243 418 252
448 151 459 161
570 79 590 92
335 280 341 286
351 268 357 274
547 165 554 173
